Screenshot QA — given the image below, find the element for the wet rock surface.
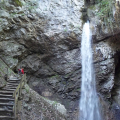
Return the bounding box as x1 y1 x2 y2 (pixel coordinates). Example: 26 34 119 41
0 0 120 120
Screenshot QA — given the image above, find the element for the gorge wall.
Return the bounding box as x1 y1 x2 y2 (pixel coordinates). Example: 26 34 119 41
0 0 120 119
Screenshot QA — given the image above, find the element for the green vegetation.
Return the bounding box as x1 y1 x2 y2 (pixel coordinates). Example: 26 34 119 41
96 0 113 18
97 0 114 30
87 0 114 31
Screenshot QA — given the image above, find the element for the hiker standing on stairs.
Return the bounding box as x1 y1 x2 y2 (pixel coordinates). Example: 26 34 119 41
18 68 24 79
18 68 24 75
21 68 24 74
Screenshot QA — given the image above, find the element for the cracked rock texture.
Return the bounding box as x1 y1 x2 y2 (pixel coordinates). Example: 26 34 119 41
1 0 120 119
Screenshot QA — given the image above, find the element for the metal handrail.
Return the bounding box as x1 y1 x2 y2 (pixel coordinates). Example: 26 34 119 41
13 73 26 118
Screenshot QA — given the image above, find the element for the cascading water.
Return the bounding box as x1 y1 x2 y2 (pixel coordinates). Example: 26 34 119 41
79 22 101 120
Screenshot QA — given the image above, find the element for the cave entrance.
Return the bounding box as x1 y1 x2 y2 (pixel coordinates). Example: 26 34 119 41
111 51 120 101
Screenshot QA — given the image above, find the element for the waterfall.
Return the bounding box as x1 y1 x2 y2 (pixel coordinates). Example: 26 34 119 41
79 22 101 120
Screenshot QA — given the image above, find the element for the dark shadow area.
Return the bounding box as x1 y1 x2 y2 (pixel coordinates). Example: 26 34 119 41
111 51 120 120
111 51 120 98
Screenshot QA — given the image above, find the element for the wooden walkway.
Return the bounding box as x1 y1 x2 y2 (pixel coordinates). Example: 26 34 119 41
0 74 26 120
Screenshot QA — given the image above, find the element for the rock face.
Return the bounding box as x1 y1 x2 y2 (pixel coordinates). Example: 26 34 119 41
19 84 67 120
0 0 120 119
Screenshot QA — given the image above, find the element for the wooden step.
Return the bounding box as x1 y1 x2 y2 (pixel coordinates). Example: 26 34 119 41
8 81 19 83
0 116 14 120
2 86 16 89
9 78 20 80
0 108 13 112
7 82 19 85
0 94 13 97
8 79 20 82
3 88 16 91
0 102 14 106
0 101 14 104
0 116 14 118
0 91 13 94
2 88 16 91
0 109 13 116
3 87 17 89
0 98 14 101
8 79 20 81
7 83 18 86
9 76 20 80
1 106 13 111
5 85 17 88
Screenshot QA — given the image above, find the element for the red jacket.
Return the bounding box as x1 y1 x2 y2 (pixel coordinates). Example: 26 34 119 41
21 69 24 74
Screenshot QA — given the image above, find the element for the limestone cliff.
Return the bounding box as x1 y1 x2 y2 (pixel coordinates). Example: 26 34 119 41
0 0 120 119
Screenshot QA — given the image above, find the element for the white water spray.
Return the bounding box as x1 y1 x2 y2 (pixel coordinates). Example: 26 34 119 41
79 22 101 120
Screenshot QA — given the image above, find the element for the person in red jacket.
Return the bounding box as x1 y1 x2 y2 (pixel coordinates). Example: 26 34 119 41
18 68 24 74
21 68 24 74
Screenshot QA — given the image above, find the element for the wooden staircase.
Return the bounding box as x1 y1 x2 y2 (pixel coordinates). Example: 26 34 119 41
0 76 21 120
0 58 26 119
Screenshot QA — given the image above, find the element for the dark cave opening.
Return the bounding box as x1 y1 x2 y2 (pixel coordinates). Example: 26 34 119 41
109 51 120 120
114 52 120 77
111 51 120 98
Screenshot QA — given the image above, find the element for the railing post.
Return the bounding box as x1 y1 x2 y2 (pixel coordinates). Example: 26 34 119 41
25 73 26 84
18 99 22 113
19 77 22 97
6 67 8 81
9 69 11 76
24 74 25 84
14 93 17 119
23 74 26 86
